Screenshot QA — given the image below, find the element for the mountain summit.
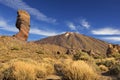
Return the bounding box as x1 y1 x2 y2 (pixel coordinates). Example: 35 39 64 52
35 32 109 54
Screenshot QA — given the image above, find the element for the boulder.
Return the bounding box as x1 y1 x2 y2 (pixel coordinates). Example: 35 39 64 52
66 49 76 55
14 10 30 41
107 44 120 56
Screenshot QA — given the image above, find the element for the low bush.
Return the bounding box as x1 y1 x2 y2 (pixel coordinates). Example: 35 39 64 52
0 59 54 80
11 47 20 50
73 51 93 62
55 60 99 80
99 65 108 71
96 58 116 67
111 53 120 60
109 62 120 75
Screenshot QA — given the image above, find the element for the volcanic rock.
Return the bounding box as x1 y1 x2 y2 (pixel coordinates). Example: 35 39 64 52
14 10 30 41
107 44 120 56
66 49 76 55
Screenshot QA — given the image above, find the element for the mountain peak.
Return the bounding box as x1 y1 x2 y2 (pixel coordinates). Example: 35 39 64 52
35 32 109 54
64 32 74 37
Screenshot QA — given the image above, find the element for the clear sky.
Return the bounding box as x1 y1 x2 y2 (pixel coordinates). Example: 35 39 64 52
0 0 120 44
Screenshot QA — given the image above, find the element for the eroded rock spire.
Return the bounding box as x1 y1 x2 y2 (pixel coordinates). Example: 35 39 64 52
14 10 30 41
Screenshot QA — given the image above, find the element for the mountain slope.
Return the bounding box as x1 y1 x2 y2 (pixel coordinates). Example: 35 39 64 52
35 32 109 54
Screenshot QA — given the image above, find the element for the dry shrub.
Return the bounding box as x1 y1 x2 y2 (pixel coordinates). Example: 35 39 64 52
55 60 99 80
99 65 108 71
96 58 116 68
0 59 54 80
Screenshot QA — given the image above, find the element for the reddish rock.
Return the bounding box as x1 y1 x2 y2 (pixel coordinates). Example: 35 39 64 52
14 10 30 41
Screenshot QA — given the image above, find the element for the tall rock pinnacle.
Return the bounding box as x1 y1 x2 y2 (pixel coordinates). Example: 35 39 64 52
14 10 30 41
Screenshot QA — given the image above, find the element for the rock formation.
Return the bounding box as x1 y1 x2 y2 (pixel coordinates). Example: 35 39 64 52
14 10 30 41
106 44 120 56
66 49 76 55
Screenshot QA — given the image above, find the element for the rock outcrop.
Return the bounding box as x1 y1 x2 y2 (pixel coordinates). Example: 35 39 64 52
66 49 76 55
107 44 120 56
14 10 30 41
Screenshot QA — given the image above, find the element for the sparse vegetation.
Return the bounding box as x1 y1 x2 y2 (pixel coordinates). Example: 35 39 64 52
55 60 99 80
96 58 116 68
109 62 120 75
0 36 117 80
0 59 55 80
99 65 108 72
11 46 20 50
73 51 93 62
109 53 120 60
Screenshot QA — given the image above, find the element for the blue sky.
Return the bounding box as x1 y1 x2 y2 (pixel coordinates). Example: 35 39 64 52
0 0 120 44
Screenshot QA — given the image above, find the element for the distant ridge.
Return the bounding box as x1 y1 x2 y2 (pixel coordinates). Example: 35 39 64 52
35 32 109 54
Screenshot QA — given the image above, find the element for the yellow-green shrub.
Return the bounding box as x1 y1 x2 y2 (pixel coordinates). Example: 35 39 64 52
99 65 108 71
55 60 99 80
73 51 94 63
96 58 116 67
0 59 54 80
